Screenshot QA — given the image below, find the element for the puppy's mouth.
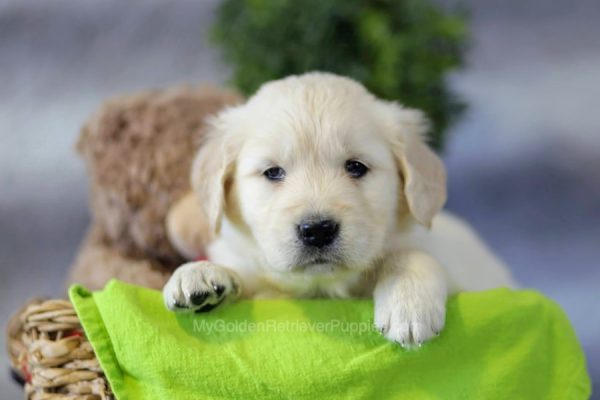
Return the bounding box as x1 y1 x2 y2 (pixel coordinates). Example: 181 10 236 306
292 254 345 274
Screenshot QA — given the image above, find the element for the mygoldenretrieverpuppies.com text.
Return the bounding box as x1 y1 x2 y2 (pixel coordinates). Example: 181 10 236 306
193 319 376 335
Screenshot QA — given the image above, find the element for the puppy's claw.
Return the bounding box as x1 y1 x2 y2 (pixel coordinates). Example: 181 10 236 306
212 284 225 297
377 324 389 335
190 291 209 306
173 301 187 309
195 299 224 313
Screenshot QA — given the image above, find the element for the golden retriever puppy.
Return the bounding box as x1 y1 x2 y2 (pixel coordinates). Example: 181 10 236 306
163 73 515 346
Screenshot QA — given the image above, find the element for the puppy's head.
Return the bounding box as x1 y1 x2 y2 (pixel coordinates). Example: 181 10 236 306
193 73 446 275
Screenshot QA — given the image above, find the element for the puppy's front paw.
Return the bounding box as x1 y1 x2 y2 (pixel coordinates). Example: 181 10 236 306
163 261 241 313
374 288 446 348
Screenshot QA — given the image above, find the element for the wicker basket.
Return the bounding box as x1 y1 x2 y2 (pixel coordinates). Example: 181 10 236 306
7 298 113 399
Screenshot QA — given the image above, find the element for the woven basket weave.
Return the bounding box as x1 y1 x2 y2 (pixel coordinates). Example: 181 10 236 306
7 298 113 399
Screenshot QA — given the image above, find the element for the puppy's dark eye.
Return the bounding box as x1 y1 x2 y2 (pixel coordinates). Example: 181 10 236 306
263 166 286 181
345 160 369 178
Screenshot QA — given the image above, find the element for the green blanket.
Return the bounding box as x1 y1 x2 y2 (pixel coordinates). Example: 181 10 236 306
69 280 590 399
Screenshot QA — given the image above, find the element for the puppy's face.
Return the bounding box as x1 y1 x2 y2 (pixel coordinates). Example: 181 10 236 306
234 98 399 274
193 74 446 276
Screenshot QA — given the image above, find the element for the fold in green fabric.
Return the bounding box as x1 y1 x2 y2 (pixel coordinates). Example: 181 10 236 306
69 280 590 399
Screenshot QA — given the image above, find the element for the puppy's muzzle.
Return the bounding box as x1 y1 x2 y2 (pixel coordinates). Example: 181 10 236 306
297 217 339 248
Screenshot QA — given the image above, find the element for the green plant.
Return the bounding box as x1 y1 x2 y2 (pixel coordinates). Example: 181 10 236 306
211 0 468 150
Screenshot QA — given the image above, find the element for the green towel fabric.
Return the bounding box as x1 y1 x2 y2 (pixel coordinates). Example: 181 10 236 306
69 280 590 399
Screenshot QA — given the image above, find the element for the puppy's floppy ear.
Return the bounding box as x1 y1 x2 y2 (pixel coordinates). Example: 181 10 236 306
387 106 447 228
191 113 239 235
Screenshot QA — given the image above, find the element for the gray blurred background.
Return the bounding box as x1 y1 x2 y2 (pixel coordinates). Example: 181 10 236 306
1 0 598 397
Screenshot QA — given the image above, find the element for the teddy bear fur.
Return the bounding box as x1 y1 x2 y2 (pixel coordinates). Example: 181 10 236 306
67 85 242 291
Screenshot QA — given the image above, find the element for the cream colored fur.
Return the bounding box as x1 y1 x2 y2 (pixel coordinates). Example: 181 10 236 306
163 73 515 346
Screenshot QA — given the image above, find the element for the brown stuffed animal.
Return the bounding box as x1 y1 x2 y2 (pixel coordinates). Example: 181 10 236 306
67 86 242 291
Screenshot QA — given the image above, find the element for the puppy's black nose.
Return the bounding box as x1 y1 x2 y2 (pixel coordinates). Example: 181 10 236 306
297 219 339 248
